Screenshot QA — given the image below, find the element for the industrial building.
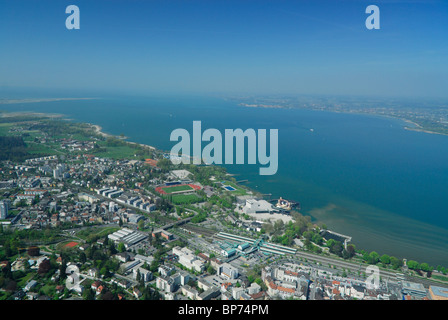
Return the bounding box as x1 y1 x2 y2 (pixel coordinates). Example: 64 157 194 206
108 228 148 249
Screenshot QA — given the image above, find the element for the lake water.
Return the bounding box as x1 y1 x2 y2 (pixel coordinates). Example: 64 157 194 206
4 94 448 266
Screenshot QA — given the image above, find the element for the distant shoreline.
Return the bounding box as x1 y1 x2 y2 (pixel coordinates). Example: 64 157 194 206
0 97 98 105
239 103 448 137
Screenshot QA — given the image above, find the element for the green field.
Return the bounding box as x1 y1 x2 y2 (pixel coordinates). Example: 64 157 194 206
171 193 202 204
93 145 141 159
76 226 120 240
162 185 194 194
0 123 13 135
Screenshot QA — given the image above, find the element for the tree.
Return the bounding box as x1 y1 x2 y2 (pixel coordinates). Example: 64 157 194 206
117 242 126 253
207 265 215 275
149 259 159 273
38 259 51 275
367 251 379 265
101 290 116 300
346 244 356 258
83 288 95 300
390 256 403 270
3 240 12 257
380 254 390 265
79 252 87 264
100 267 110 278
420 263 431 272
311 233 323 246
329 241 343 257
407 260 420 270
108 242 117 255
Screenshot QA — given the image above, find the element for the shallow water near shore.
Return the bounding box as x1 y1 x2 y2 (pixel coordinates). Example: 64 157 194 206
3 94 448 266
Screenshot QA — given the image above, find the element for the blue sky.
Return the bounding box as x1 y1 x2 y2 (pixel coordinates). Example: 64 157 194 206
0 0 447 98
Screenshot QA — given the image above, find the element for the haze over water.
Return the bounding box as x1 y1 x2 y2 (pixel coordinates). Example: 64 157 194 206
4 95 448 266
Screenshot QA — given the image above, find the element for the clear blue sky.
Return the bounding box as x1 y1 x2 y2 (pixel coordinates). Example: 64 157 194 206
0 0 447 98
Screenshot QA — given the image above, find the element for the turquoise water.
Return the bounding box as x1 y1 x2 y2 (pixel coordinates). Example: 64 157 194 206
4 95 448 266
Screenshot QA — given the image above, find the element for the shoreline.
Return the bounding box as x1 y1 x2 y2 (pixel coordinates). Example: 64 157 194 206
89 123 156 150
3 109 447 267
239 103 448 137
0 97 99 105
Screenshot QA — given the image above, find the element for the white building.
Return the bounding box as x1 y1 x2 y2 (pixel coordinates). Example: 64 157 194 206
242 199 276 214
172 246 205 273
217 263 239 279
0 201 8 219
181 285 199 300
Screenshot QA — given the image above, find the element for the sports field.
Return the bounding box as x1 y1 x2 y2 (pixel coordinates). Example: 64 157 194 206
64 241 78 248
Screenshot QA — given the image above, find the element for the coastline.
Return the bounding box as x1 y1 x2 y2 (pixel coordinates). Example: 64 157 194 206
238 103 448 137
0 97 98 105
90 123 156 150
3 109 447 266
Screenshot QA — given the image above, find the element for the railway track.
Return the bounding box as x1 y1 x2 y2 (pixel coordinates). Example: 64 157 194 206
181 224 217 237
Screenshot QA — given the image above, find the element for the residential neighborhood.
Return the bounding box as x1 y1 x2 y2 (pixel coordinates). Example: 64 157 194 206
0 116 447 301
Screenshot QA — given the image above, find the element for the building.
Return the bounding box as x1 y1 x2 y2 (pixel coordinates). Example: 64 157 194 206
156 276 177 293
401 281 427 299
153 229 174 241
158 265 175 277
232 287 245 300
24 280 38 292
120 260 141 274
217 263 239 279
0 201 8 219
247 282 261 295
78 192 99 204
109 201 117 213
197 278 213 292
179 271 192 286
173 246 205 273
128 214 144 224
133 267 153 282
221 248 236 258
242 199 277 214
197 287 220 300
169 169 193 180
108 228 148 249
181 285 199 300
53 164 65 179
429 285 448 300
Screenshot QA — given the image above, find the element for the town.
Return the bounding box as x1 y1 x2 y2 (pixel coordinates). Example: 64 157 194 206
0 114 448 301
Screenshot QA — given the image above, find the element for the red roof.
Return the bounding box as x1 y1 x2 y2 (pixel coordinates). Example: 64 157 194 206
277 286 295 294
